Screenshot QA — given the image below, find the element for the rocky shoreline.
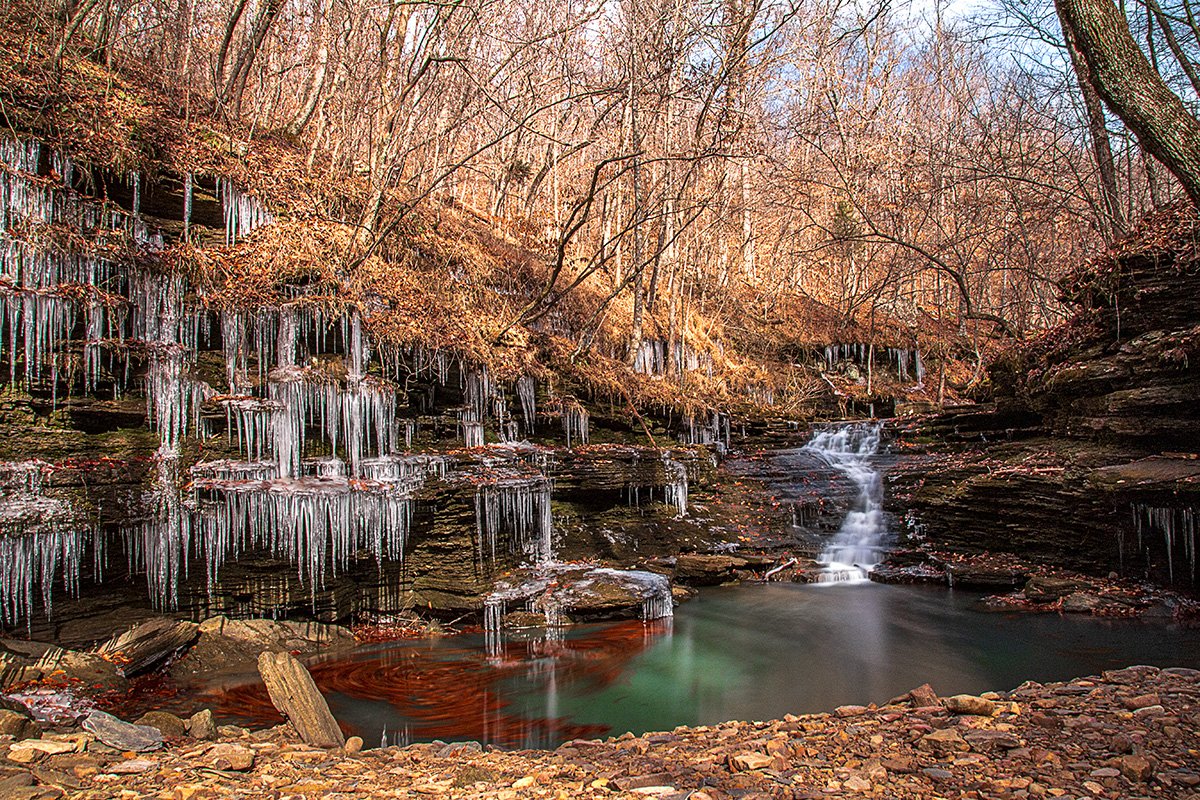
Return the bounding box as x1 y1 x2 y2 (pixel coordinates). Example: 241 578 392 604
0 664 1193 799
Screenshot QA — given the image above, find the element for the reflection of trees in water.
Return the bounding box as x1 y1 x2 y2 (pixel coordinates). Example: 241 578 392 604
198 619 672 749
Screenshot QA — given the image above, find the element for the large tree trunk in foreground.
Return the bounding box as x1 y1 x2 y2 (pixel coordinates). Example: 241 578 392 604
1055 0 1200 207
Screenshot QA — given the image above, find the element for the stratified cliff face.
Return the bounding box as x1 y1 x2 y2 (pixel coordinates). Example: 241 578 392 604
889 204 1200 592
995 202 1200 447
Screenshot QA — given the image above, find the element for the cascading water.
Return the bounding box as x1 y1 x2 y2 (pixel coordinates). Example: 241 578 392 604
805 422 886 584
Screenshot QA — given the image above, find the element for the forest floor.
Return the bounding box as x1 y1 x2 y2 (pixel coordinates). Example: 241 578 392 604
3 665 1197 799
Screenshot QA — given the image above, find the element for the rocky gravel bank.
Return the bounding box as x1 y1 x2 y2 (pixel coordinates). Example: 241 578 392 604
0 665 1196 799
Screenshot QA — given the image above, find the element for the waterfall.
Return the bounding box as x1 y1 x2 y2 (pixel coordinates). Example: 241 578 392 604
805 422 885 584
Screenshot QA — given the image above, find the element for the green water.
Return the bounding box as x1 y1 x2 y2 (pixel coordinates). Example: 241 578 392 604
316 582 1200 749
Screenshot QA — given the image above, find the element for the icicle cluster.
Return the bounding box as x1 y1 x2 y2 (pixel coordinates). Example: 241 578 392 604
823 343 925 384
194 478 414 595
633 339 715 377
0 136 160 398
217 177 274 246
678 411 729 450
0 458 91 625
662 455 688 517
1132 504 1197 585
474 473 553 565
561 401 589 447
516 375 537 432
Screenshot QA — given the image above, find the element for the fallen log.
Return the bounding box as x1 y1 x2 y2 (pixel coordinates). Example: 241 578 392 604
764 558 799 581
96 618 199 677
257 651 345 748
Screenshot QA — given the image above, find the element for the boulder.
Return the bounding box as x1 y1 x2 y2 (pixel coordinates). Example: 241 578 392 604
946 563 1028 590
134 711 186 740
187 709 217 741
909 683 940 707
1060 592 1103 613
0 708 39 741
1023 575 1093 603
208 743 255 771
943 694 997 716
0 640 126 694
171 617 355 681
728 751 779 771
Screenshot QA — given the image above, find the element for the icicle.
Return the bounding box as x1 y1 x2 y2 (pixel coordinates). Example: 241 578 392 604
221 311 248 392
194 476 415 597
517 376 536 433
183 173 193 238
474 473 553 565
460 409 485 448
662 455 688 517
130 172 141 215
219 176 275 246
562 401 589 448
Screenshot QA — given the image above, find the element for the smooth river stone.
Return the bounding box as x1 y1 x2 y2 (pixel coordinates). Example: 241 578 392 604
82 710 163 752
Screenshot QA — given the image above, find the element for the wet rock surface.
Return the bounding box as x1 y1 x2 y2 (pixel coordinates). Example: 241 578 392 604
888 209 1200 593
0 666 1193 798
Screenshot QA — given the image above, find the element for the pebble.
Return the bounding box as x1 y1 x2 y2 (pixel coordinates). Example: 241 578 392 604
944 694 997 716
208 743 255 771
106 759 156 775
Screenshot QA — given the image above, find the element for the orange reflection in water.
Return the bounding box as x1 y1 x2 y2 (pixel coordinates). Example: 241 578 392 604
201 618 671 749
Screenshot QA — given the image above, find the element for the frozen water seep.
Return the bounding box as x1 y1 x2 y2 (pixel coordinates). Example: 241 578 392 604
217 177 274 246
805 422 886 584
358 454 451 485
482 565 673 637
561 400 589 448
662 455 688 517
1131 504 1197 585
474 472 553 566
191 459 277 483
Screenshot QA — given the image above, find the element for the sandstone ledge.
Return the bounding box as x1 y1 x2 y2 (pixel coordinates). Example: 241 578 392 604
2 665 1197 799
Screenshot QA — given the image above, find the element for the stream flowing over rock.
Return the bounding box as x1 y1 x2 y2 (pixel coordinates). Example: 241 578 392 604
805 422 886 583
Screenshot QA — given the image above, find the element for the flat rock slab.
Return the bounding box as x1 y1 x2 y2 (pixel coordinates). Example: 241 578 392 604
1088 456 1200 488
257 651 345 748
81 711 163 752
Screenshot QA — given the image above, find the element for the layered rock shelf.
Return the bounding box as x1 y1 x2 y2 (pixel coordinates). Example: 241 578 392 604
884 205 1200 593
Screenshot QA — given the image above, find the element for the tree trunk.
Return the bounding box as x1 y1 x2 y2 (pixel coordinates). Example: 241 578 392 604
1062 23 1125 239
1055 0 1200 207
218 0 284 115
